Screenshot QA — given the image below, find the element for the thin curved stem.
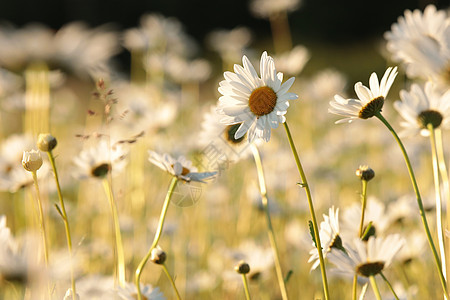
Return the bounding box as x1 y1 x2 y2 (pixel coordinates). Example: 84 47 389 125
241 273 252 300
47 150 76 299
135 176 178 300
358 180 368 238
375 112 448 299
369 276 382 300
429 124 447 281
380 272 399 300
162 263 182 300
283 121 330 300
251 144 289 300
102 178 126 287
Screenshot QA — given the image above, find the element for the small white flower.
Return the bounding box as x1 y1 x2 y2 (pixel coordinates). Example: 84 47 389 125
308 206 341 270
329 67 398 123
148 151 217 183
73 140 127 179
394 81 450 137
328 234 404 279
217 51 298 142
117 281 166 300
274 45 310 76
249 0 301 18
22 149 43 172
206 27 252 63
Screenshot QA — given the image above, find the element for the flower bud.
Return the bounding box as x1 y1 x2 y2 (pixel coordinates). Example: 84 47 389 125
234 260 250 274
37 133 57 152
356 165 375 181
150 246 167 265
22 150 43 172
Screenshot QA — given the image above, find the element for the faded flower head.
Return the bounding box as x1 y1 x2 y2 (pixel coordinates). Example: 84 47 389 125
37 133 57 152
356 165 375 181
329 67 398 123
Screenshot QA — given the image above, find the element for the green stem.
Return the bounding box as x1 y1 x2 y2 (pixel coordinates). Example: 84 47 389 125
436 128 450 281
283 121 330 300
380 272 399 300
352 275 358 300
375 112 448 298
31 171 51 299
358 180 368 238
241 273 252 300
162 263 182 300
31 172 49 266
135 176 179 300
251 144 289 300
102 178 126 287
369 276 382 300
47 150 76 299
429 124 447 281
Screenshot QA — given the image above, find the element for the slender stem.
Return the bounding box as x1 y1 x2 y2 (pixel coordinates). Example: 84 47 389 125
352 275 358 300
135 176 179 300
380 272 399 300
436 128 450 281
161 263 182 300
358 180 368 238
375 112 448 298
31 171 51 299
251 144 289 300
369 276 382 300
241 273 252 300
31 172 49 266
102 178 126 287
47 150 76 299
283 121 330 300
429 124 447 281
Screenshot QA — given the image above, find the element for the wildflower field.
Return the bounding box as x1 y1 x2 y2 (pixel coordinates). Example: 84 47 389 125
0 1 449 299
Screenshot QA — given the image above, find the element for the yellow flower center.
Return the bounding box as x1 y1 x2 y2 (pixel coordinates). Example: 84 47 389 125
248 86 277 117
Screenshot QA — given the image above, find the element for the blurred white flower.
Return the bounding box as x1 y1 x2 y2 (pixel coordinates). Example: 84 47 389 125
74 275 116 299
22 149 43 172
329 67 398 124
249 0 302 18
206 27 252 64
199 105 252 166
384 5 450 86
165 55 212 84
217 51 298 142
117 281 165 300
148 151 217 183
73 140 128 179
123 13 197 56
274 45 310 76
394 81 450 137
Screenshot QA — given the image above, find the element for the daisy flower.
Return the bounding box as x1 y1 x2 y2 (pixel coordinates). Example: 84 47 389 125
308 206 342 270
249 0 301 19
274 45 310 76
384 5 450 85
148 151 217 183
206 27 252 64
394 81 450 137
73 140 128 179
329 67 398 124
217 51 298 142
117 282 165 300
328 234 404 279
199 105 252 166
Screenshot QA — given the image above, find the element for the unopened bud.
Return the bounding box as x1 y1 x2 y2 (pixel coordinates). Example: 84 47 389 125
234 260 250 274
356 165 375 181
150 246 167 265
37 133 57 152
22 150 43 172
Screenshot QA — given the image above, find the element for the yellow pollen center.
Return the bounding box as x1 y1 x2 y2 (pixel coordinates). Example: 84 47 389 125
248 86 277 117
